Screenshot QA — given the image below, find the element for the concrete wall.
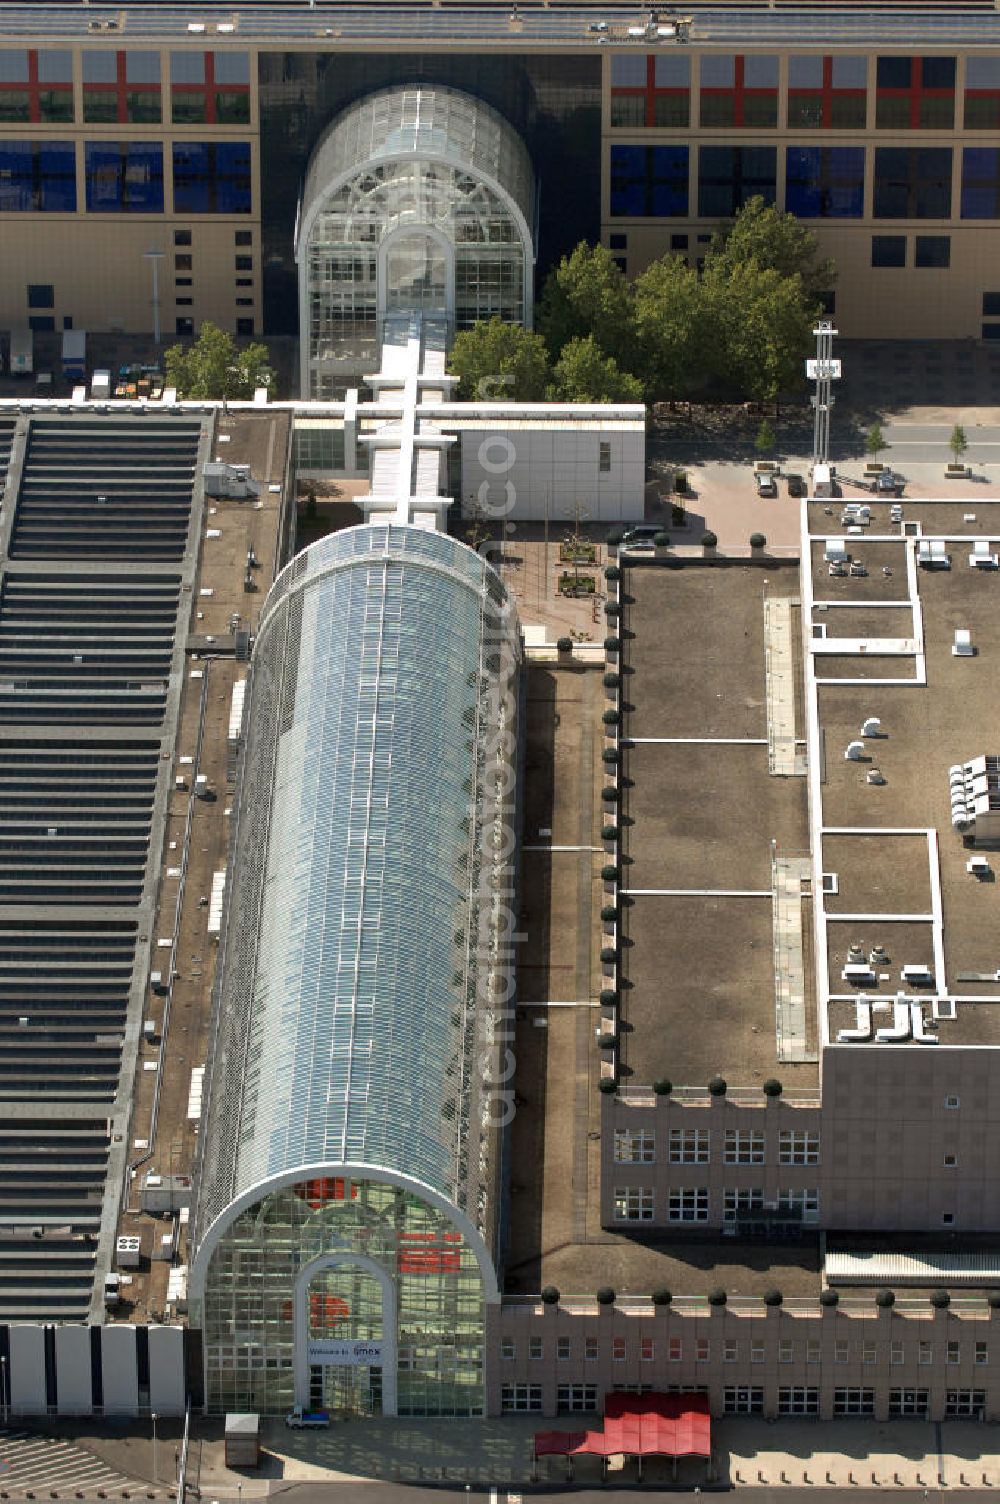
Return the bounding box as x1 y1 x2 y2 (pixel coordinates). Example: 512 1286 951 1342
460 425 646 524
2 1325 186 1417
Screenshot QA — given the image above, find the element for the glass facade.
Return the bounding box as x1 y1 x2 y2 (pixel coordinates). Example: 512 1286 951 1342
610 144 688 216
610 54 690 128
873 146 952 218
787 55 867 129
698 145 776 216
170 50 251 124
0 140 76 210
84 140 164 212
82 49 161 124
0 49 73 123
961 146 1000 218
876 56 955 130
172 140 251 213
965 56 1000 131
785 146 865 217
700 55 779 128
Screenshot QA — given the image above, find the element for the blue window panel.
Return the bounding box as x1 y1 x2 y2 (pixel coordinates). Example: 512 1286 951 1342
873 146 951 219
173 140 251 213
961 146 1000 219
699 146 776 217
610 144 688 217
85 141 163 211
785 146 863 218
0 139 76 211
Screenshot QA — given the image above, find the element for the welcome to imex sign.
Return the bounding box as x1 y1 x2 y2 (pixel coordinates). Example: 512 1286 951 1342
307 1339 386 1367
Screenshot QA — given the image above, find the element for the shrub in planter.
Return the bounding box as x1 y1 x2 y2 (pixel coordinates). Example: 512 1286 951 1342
930 1289 951 1309
596 1287 616 1306
989 1292 1000 1309
607 529 623 548
674 470 688 494
708 1075 727 1096
762 1078 783 1098
604 636 621 653
605 602 621 618
600 945 617 964
602 748 619 765
707 1288 727 1307
598 1077 618 1094
603 709 622 726
602 785 620 803
875 1289 895 1309
597 1032 617 1050
653 1078 673 1096
557 636 573 653
701 530 718 549
601 905 618 923
605 566 621 583
750 532 767 550
603 673 621 690
763 1289 783 1307
600 988 617 1008
654 532 670 548
652 1288 673 1307
541 1285 560 1306
601 864 619 882
819 1289 839 1307
601 825 619 842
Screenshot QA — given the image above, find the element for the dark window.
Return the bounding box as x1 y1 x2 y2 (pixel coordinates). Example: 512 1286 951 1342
235 296 254 305
962 147 1000 219
175 316 194 336
610 54 689 128
610 145 688 217
175 254 192 271
785 146 864 218
174 228 192 246
85 141 164 212
175 297 193 305
62 314 72 329
876 56 955 130
965 56 1000 130
83 50 161 124
27 282 53 307
235 254 253 270
915 235 950 267
698 145 776 218
700 54 778 128
609 232 627 249
983 292 1000 316
170 50 250 125
872 235 907 267
0 140 76 211
236 317 254 336
175 276 192 287
787 54 867 129
172 141 251 214
28 314 54 331
0 49 74 124
873 147 952 219
983 324 1000 340
234 228 252 245
235 277 253 286
670 232 688 250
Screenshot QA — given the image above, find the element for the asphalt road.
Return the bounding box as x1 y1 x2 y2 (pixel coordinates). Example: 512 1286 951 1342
199 1489 995 1503
869 423 1000 465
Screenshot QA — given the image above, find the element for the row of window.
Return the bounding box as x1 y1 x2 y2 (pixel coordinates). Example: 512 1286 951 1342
610 144 1000 219
505 1386 986 1417
0 49 250 125
610 53 1000 131
613 1186 819 1223
500 1337 988 1365
0 139 251 213
615 1127 820 1165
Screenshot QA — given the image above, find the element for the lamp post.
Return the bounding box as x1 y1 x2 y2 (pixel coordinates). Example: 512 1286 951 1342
143 249 165 346
1 1353 7 1425
151 1411 158 1483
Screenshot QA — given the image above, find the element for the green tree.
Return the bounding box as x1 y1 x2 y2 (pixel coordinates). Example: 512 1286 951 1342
549 336 644 404
537 242 636 366
950 423 969 464
700 259 815 404
755 418 776 457
707 195 835 308
164 321 271 399
865 422 885 462
448 317 551 401
631 253 705 401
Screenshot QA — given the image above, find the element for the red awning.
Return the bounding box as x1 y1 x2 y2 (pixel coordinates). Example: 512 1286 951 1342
535 1393 711 1460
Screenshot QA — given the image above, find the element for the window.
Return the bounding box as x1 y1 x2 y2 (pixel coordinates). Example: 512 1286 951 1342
779 1341 793 1364
724 1188 764 1222
916 235 950 267
725 1386 763 1415
670 1127 710 1164
640 1336 654 1362
671 233 688 250
700 54 778 128
891 1341 904 1365
85 141 164 213
667 1186 709 1222
890 1389 929 1418
806 1340 821 1364
750 1342 765 1364
835 1340 849 1364
787 55 867 129
557 1338 571 1361
175 254 192 271
976 1342 988 1366
558 1384 597 1412
945 1094 961 1109
585 1337 598 1361
668 1336 682 1361
943 1152 958 1167
835 1388 875 1416
785 147 864 218
919 1341 933 1366
966 55 1000 130
862 1342 877 1365
696 1338 710 1362
779 1387 819 1416
872 235 907 267
610 53 690 128
28 314 54 332
962 149 1000 220
874 147 952 219
500 1339 515 1360
175 296 193 306
501 1385 542 1412
174 229 192 246
173 141 251 214
83 50 161 123
235 228 252 246
236 277 253 287
699 147 777 218
943 1212 955 1227
724 1340 739 1362
946 1389 986 1419
0 141 76 212
777 1188 819 1225
235 254 253 271
876 56 955 130
176 316 194 336
610 145 689 217
778 1128 821 1165
947 1341 961 1366
235 297 254 307
724 1128 765 1165
529 1337 543 1361
612 1337 627 1362
614 1186 654 1221
171 49 251 124
599 441 612 474
984 324 1000 341
0 49 73 123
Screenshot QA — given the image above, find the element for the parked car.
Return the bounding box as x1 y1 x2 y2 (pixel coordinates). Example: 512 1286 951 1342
620 525 660 545
876 469 904 496
786 472 805 497
755 471 778 498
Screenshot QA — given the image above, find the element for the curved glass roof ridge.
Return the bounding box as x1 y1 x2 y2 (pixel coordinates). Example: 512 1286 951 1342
300 83 535 247
194 524 521 1255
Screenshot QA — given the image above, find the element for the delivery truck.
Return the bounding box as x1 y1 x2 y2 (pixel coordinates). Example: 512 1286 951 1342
9 329 32 377
62 329 86 382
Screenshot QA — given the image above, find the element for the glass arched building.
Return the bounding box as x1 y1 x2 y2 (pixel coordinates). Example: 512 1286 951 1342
297 84 536 397
189 525 522 1416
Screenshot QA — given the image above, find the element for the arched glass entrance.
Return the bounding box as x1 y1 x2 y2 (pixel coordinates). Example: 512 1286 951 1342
306 1263 385 1417
384 231 448 315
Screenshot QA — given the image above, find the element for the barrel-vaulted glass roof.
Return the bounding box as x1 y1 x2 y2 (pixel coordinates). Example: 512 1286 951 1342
194 524 521 1258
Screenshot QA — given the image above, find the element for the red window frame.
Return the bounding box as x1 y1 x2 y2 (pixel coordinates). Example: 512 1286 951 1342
700 56 777 128
788 57 867 129
82 51 160 125
611 56 688 128
0 50 73 123
171 51 250 125
877 58 953 130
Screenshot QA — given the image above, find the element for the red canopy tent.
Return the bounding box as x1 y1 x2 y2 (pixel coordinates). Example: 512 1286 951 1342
534 1392 711 1460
